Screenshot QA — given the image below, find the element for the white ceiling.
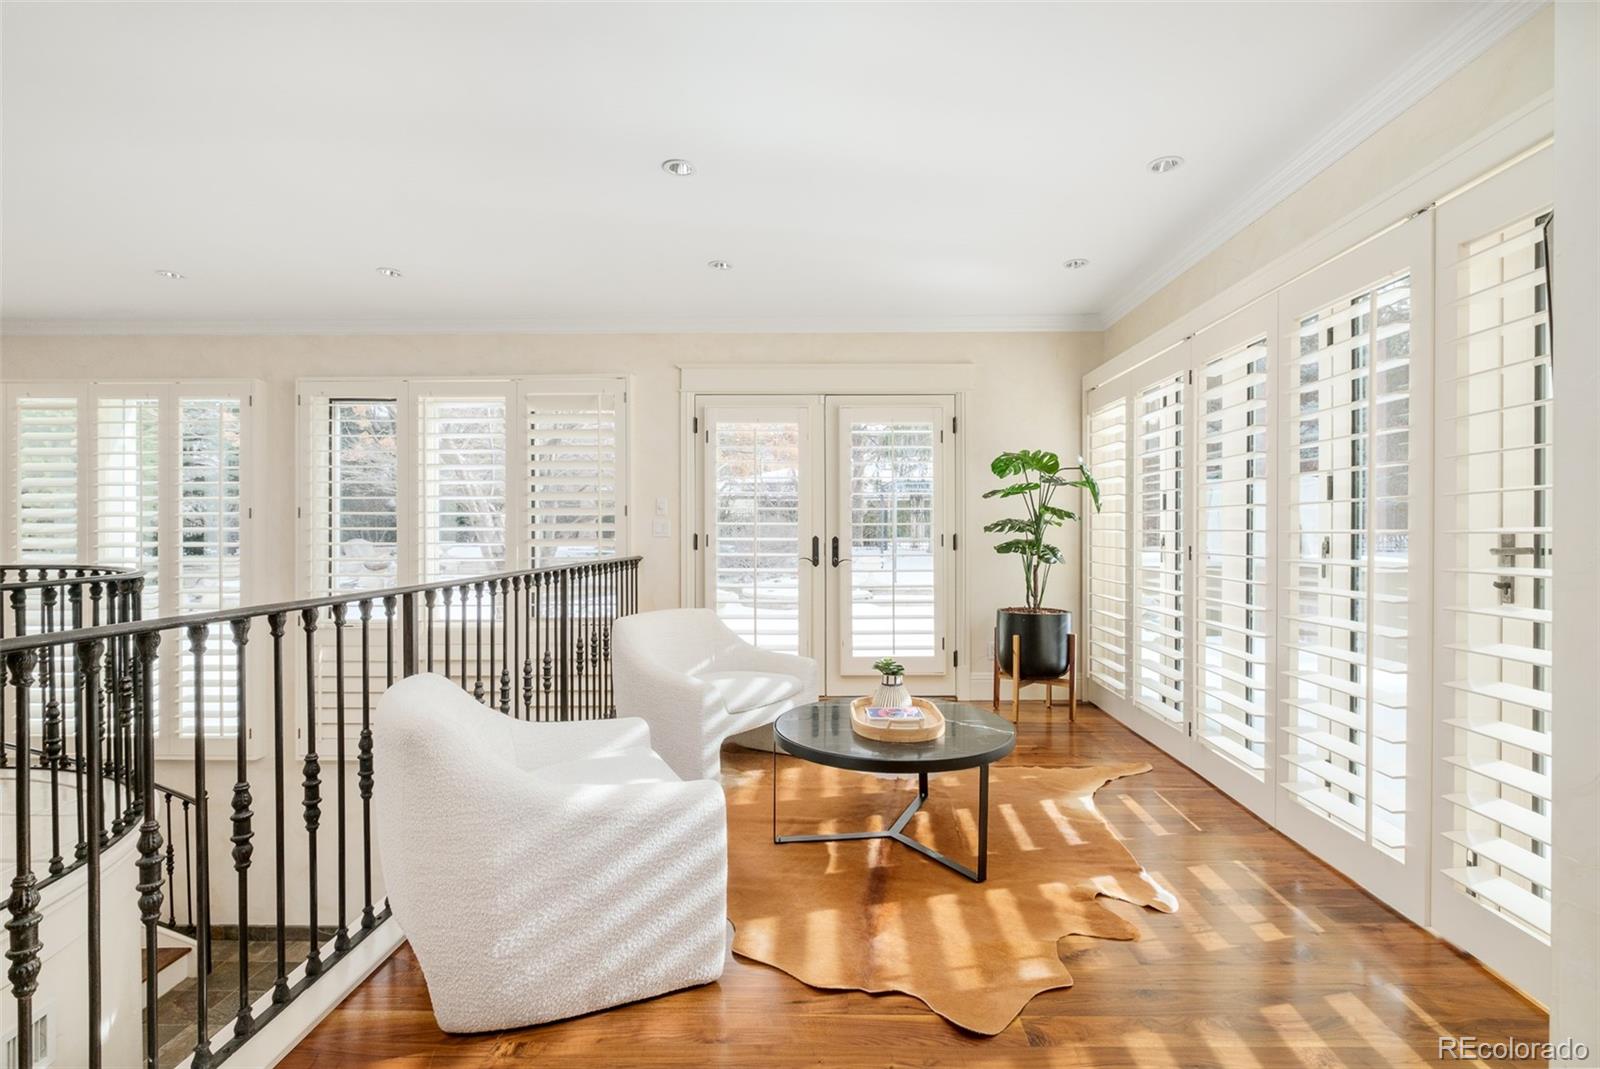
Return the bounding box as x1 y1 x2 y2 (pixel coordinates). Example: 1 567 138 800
0 1 1535 333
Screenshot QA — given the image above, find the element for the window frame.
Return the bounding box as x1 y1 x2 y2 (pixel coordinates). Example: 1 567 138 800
3 379 263 758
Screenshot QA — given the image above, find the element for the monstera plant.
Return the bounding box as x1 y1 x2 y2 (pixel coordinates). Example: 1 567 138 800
983 450 1099 679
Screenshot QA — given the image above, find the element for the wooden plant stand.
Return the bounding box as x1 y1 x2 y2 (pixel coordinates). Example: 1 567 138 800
992 632 1076 723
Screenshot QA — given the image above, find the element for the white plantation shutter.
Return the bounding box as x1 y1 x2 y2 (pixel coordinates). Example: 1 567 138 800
95 394 162 619
419 392 508 581
177 397 246 739
306 396 402 597
1085 396 1129 695
526 383 625 565
1280 272 1415 858
10 395 81 564
1134 375 1185 725
1195 337 1271 778
841 409 941 667
302 392 404 737
6 382 257 749
706 411 807 654
1435 150 1555 960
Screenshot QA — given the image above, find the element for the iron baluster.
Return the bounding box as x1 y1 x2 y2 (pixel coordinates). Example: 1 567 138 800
359 599 376 930
332 601 350 954
186 624 213 1069
301 607 323 978
5 650 40 1069
135 634 164 1069
268 612 290 1004
229 617 255 1036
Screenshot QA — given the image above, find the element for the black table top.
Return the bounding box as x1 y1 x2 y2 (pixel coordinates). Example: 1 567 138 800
772 699 1017 774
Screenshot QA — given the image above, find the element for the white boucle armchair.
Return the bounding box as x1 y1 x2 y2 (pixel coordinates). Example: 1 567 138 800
612 609 819 782
373 673 727 1033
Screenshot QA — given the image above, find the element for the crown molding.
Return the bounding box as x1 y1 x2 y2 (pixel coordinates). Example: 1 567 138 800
1097 0 1547 332
0 311 1104 337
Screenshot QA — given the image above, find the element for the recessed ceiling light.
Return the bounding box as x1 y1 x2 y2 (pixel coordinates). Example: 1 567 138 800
661 159 696 177
1147 155 1185 174
154 269 185 279
707 259 733 271
376 267 403 278
1062 258 1090 270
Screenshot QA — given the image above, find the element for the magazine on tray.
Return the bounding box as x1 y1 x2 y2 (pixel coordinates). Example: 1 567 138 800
864 706 924 723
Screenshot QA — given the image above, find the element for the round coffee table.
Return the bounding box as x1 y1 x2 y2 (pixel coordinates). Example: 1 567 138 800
770 699 1017 882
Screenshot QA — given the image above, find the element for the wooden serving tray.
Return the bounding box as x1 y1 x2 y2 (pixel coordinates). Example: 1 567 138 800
849 696 946 743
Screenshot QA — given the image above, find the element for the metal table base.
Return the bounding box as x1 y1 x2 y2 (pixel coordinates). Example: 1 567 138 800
771 751 991 882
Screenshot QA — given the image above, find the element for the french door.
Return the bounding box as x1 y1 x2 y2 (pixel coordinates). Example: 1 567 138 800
1083 216 1433 923
1430 147 1554 1002
697 394 957 697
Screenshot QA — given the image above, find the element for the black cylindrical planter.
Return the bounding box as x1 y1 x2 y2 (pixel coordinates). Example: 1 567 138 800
995 608 1072 678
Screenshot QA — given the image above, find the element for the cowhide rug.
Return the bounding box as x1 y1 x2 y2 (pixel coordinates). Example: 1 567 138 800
724 760 1179 1034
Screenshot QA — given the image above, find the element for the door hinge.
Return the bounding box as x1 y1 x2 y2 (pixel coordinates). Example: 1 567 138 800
940 428 944 443
953 649 959 668
952 533 958 551
942 637 946 650
692 533 699 550
1187 370 1194 385
1186 720 1193 737
952 416 958 434
1187 545 1192 561
692 416 699 434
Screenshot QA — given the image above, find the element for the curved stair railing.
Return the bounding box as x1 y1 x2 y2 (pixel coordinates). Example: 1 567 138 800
3 556 640 1069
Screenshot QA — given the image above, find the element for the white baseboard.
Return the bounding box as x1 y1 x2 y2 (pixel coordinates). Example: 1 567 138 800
175 920 406 1069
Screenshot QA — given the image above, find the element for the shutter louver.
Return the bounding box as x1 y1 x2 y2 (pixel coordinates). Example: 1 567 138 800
13 396 80 563
1439 210 1553 940
1281 274 1414 858
1086 397 1128 695
526 388 621 566
1135 375 1185 723
1196 339 1270 777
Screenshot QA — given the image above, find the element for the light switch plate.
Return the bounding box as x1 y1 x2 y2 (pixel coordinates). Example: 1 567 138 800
655 496 669 516
652 517 671 538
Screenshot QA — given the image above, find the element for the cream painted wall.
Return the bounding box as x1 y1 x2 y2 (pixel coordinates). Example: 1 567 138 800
1101 4 1554 359
0 328 1100 923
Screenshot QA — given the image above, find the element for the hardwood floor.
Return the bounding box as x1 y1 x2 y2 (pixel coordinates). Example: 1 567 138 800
280 702 1547 1068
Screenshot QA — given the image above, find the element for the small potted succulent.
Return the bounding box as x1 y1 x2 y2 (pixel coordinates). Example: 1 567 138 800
871 657 913 709
984 450 1100 679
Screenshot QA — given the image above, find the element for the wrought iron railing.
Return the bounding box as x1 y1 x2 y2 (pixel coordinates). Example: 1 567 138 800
2 556 640 1069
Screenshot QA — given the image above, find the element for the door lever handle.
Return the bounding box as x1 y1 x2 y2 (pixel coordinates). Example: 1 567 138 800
798 535 820 567
831 536 851 568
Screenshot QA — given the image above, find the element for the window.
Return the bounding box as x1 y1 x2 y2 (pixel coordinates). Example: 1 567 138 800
1439 205 1554 940
299 377 629 592
526 385 624 565
1195 338 1270 778
1085 396 1128 695
1134 374 1185 724
10 395 80 564
1280 272 1414 859
4 382 257 746
419 394 508 581
176 398 246 739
